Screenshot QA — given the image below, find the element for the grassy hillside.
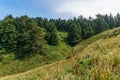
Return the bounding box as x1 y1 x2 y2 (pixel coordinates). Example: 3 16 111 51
1 27 120 80
0 32 72 77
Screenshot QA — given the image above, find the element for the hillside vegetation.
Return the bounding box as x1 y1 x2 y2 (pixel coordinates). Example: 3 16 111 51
0 41 71 77
0 13 119 78
1 27 120 80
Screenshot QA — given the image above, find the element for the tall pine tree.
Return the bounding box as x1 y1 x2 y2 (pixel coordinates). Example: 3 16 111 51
95 14 109 34
0 15 17 52
15 16 45 58
45 22 59 45
67 23 82 46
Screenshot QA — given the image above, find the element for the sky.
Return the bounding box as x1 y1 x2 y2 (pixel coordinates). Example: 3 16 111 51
0 0 120 19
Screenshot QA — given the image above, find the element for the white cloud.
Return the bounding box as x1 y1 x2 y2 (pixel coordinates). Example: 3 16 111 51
54 0 120 18
4 0 119 19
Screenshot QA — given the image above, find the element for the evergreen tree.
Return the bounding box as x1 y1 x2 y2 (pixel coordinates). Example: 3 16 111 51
15 16 45 58
55 18 67 31
104 14 115 29
45 22 59 45
81 19 94 38
115 13 120 27
0 13 120 55
95 14 109 34
67 23 82 46
0 15 17 52
109 14 115 28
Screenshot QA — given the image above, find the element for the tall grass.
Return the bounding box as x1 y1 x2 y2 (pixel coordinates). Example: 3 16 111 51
68 34 120 80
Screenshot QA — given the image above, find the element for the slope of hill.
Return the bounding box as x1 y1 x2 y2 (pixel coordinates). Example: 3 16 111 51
1 27 120 80
0 41 72 77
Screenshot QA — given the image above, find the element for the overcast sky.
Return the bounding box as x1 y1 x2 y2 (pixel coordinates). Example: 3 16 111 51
0 0 120 19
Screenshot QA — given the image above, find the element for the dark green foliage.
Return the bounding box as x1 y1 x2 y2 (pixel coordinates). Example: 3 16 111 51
115 13 120 27
67 23 82 46
15 16 45 58
0 15 17 52
81 18 94 39
104 14 115 29
94 14 109 34
35 14 117 46
0 13 119 59
55 18 68 31
45 22 59 45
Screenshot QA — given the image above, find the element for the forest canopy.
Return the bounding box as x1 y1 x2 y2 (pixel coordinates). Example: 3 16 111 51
0 13 120 58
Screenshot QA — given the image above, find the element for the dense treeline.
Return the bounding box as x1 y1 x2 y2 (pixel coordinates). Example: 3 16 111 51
0 15 46 58
0 13 120 58
36 13 119 45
